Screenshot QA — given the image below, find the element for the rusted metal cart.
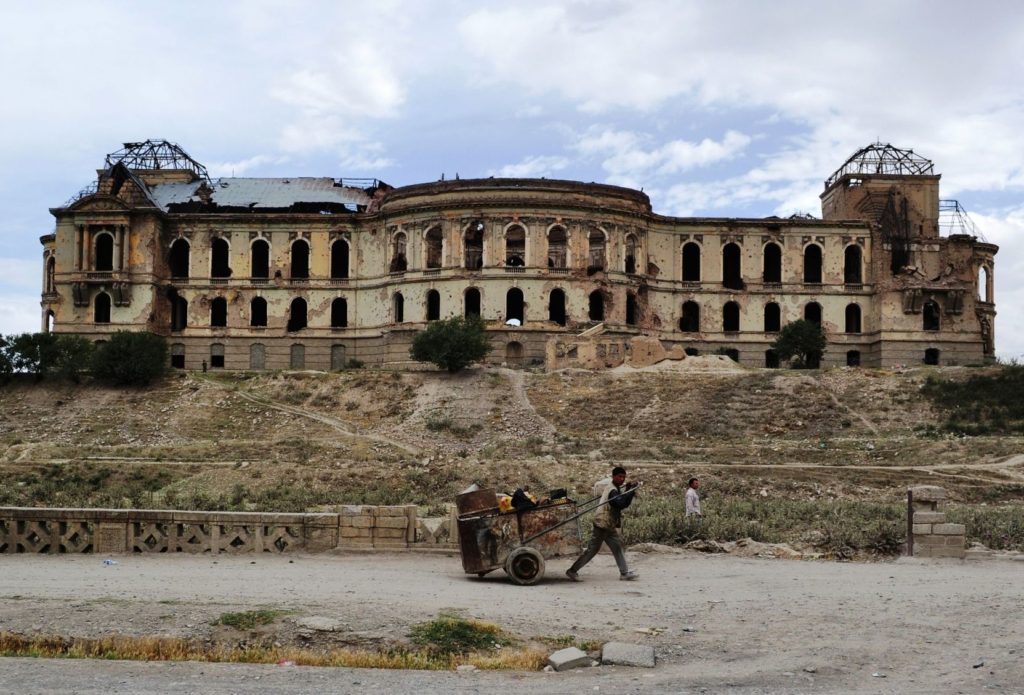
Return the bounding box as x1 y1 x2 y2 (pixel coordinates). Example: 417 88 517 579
455 488 591 585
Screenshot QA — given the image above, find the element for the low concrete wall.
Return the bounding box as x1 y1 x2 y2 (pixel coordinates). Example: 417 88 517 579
908 486 966 559
0 505 418 554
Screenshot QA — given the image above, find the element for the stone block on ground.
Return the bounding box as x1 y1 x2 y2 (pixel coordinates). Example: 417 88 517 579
601 642 656 668
912 511 945 524
909 486 946 502
547 647 592 671
932 523 966 535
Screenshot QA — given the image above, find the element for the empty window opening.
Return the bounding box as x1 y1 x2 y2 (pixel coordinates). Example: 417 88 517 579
624 234 638 274
287 298 307 332
506 288 525 323
506 341 524 365
845 304 862 334
548 288 567 326
763 243 782 283
426 290 441 321
547 226 567 268
211 237 230 278
804 302 822 325
844 245 863 284
765 349 780 368
331 239 350 278
45 310 54 333
626 292 638 326
290 343 305 369
803 244 822 284
390 232 408 272
847 350 861 367
505 225 526 267
465 221 484 270
465 288 481 317
291 239 310 279
588 290 604 321
169 239 190 278
682 242 701 282
251 239 270 278
679 301 700 332
210 297 227 327
170 343 185 369
94 292 111 323
331 344 347 370
331 298 348 328
169 291 187 331
210 343 225 369
979 266 991 302
94 233 114 271
393 292 405 322
685 347 700 356
924 348 940 366
587 228 606 273
250 297 267 327
723 301 740 332
45 257 56 293
722 348 740 363
249 343 265 370
425 227 443 269
923 300 940 331
764 302 781 332
722 243 743 290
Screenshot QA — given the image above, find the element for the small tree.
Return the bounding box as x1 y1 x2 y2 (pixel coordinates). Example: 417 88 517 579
49 335 95 383
410 315 492 372
772 319 826 368
92 331 168 386
0 335 12 384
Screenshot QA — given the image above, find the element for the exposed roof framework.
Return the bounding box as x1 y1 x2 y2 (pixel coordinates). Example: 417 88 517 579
939 199 987 241
825 142 935 189
105 140 210 182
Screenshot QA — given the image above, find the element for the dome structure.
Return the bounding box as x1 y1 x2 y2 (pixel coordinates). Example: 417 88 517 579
824 142 935 189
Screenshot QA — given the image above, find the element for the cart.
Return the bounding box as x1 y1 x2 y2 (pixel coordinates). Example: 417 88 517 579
455 488 599 585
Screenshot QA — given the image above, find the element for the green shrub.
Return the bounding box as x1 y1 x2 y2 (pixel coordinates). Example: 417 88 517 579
0 333 94 382
772 320 826 368
91 331 168 386
410 316 491 372
409 615 510 655
921 365 1024 435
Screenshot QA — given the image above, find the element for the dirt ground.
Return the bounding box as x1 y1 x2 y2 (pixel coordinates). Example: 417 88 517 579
1 550 1022 693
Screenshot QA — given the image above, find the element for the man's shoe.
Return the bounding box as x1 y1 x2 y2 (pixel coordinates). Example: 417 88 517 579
565 569 581 582
619 571 639 581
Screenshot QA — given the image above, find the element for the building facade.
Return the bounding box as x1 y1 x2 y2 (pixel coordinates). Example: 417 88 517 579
39 140 997 369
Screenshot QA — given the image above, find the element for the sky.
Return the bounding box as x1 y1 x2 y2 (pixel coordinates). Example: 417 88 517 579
1 0 1020 359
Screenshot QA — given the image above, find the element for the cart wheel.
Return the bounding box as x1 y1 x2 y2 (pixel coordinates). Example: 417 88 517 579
504 547 545 585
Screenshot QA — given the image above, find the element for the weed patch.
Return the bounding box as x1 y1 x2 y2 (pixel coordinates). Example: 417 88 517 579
214 610 284 630
409 615 511 655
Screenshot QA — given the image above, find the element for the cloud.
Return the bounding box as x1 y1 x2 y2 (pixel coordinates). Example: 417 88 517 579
0 293 41 336
206 155 286 178
489 155 570 178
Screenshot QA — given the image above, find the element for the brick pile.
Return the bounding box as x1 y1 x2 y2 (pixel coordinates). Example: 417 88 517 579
910 485 965 559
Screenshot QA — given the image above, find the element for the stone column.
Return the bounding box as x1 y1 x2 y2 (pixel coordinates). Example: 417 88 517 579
113 227 122 271
75 225 84 270
909 485 965 559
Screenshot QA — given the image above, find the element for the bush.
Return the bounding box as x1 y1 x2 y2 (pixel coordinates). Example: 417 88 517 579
0 333 94 382
772 320 826 368
410 315 491 372
921 365 1024 435
91 331 168 386
0 335 11 384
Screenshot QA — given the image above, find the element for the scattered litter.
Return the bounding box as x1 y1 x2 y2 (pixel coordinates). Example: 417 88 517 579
456 664 478 673
681 626 696 633
276 660 295 667
973 661 985 668
633 627 666 636
101 559 118 566
872 672 886 678
804 666 817 673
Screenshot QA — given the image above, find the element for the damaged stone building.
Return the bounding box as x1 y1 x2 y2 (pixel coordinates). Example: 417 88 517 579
39 140 997 369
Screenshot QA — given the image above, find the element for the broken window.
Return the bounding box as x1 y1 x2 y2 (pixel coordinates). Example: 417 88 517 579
94 232 114 272
844 245 862 284
331 298 348 328
45 310 54 334
924 348 940 365
170 343 185 369
722 243 743 290
251 239 270 279
765 349 780 368
169 239 190 278
169 291 187 331
393 292 404 322
45 256 56 293
847 350 861 367
923 300 940 331
465 287 481 317
210 297 227 327
426 290 441 321
464 221 484 270
763 243 782 283
682 242 701 282
978 266 990 302
679 301 700 332
425 227 443 269
505 225 526 266
290 343 305 369
764 302 781 332
210 343 225 369
548 288 567 326
723 301 740 332
624 234 638 274
804 302 822 325
587 228 606 273
506 288 525 323
803 244 822 284
287 297 307 332
722 348 740 363
547 226 567 268
250 297 267 327
331 344 347 370
331 239 350 279
845 304 861 333
250 343 265 370
626 292 638 326
588 290 604 321
211 237 230 278
291 239 310 279
390 232 408 272
94 292 111 323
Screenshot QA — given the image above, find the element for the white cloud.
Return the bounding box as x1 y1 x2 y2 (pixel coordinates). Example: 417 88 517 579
0 294 42 336
489 156 570 178
206 155 286 178
0 258 40 291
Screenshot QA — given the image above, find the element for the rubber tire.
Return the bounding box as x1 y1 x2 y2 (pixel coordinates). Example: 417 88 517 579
504 547 545 585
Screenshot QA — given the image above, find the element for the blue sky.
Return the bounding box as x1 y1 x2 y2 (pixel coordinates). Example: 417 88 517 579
1 1 1021 359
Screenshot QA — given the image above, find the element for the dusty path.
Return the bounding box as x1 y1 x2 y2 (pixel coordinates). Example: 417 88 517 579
1 552 1021 693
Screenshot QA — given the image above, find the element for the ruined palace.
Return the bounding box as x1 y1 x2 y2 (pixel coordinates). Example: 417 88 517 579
39 140 997 369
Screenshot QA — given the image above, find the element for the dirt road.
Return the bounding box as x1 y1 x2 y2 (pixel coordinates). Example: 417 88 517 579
1 550 1022 693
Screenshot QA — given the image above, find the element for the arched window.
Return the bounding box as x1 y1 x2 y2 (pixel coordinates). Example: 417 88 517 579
547 226 567 269
331 298 348 328
465 288 481 317
210 297 227 327
624 234 638 274
588 290 604 321
170 343 185 369
45 310 54 333
393 292 405 323
804 302 822 325
506 288 524 323
425 227 443 269
923 300 940 331
763 243 782 283
331 239 350 279
290 343 305 369
679 301 699 332
924 348 940 365
250 297 267 327
390 232 408 272
845 304 862 334
170 291 187 331
45 256 56 293
682 242 701 282
548 288 566 326
94 292 111 323
211 237 230 278
505 225 526 267
587 228 606 272
210 343 225 369
722 243 743 290
844 245 863 284
723 301 740 332
764 302 781 332
169 239 190 278
803 244 822 284
287 297 307 332
464 221 484 270
426 290 441 321
978 266 989 302
250 343 266 370
94 233 114 271
291 239 310 279
847 350 861 367
251 239 270 279
626 292 638 326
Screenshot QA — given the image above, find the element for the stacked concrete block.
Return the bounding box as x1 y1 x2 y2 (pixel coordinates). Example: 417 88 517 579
372 505 416 550
338 505 376 548
910 486 965 559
